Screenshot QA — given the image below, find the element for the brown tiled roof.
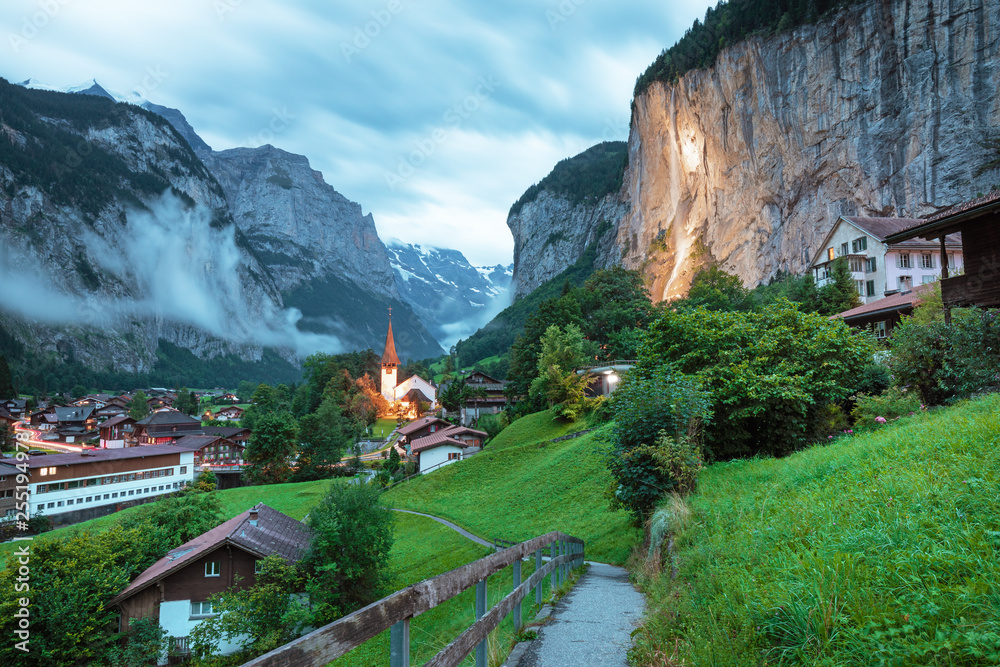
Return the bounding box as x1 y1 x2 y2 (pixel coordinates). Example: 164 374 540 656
397 416 450 436
923 189 1000 225
842 216 924 242
0 406 14 423
110 503 311 607
135 409 201 427
26 444 195 468
834 284 933 321
412 434 477 453
99 415 135 430
202 426 251 439
171 434 231 451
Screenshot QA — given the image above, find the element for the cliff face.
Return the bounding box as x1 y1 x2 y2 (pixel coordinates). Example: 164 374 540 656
619 0 1000 300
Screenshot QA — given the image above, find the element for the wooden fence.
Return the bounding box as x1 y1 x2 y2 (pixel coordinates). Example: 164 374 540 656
241 531 585 667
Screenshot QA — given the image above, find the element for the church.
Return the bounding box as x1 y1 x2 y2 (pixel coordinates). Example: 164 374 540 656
380 312 437 418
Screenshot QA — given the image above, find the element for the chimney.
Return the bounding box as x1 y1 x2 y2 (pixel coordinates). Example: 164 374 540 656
249 509 258 526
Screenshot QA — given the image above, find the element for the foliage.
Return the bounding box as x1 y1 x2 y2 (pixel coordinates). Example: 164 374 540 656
194 470 218 492
818 256 862 314
476 410 510 443
529 324 592 420
629 393 1000 667
855 362 891 397
190 556 310 660
438 379 468 413
851 387 923 430
634 0 866 97
244 412 298 484
172 387 199 415
105 617 169 667
679 265 751 311
0 422 14 452
294 396 354 482
302 482 395 624
128 390 150 421
608 368 712 519
890 307 1000 404
509 141 627 216
0 354 16 398
642 302 876 460
909 280 945 325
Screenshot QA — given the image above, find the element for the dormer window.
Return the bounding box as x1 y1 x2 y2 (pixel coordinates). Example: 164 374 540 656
205 561 220 577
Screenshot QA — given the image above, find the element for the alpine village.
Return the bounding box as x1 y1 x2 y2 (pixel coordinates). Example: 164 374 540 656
1 1 1000 666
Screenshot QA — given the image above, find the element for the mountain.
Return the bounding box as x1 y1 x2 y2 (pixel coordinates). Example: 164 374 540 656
385 241 511 347
508 0 1000 302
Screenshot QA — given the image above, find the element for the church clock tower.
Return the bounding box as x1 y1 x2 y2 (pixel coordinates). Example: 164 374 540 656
380 309 400 403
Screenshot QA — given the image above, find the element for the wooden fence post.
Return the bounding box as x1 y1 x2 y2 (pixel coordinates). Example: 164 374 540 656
513 559 522 632
476 579 487 667
534 549 542 604
389 618 409 667
550 541 558 591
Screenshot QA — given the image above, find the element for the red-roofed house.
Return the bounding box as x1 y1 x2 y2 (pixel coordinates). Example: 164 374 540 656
810 216 962 303
110 503 311 662
99 415 136 448
410 425 487 473
212 405 244 422
833 284 934 339
396 416 452 446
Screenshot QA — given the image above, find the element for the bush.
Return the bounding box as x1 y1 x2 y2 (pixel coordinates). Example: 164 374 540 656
855 363 891 396
852 387 923 430
194 469 217 492
476 411 510 443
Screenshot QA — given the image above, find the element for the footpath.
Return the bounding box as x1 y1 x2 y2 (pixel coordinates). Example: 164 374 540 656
391 508 644 666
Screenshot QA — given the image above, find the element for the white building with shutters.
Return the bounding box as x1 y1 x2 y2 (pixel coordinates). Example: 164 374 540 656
810 216 963 304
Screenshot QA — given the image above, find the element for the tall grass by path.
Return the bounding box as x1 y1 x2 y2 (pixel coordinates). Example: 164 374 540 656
388 419 640 564
632 393 1000 666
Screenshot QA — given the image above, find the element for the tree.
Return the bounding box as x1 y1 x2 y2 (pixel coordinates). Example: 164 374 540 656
818 256 862 315
0 354 16 399
529 324 592 420
302 482 394 624
105 617 169 667
128 391 149 420
173 388 198 416
71 384 88 399
677 265 751 312
0 422 14 452
193 469 217 492
294 397 353 482
438 379 468 413
244 412 298 484
386 446 401 475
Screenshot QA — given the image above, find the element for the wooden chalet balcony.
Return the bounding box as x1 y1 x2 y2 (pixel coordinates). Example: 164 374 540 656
942 273 1000 308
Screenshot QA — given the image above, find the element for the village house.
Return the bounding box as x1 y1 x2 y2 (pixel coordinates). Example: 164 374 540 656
132 409 204 445
575 361 634 398
884 191 1000 310
449 371 507 426
28 405 59 432
202 425 251 449
98 415 137 448
0 398 27 419
0 461 18 522
54 406 98 443
95 402 128 422
810 216 962 303
25 445 196 525
171 434 245 468
212 405 245 422
833 283 934 339
409 425 487 473
0 405 17 429
396 415 452 447
110 503 311 663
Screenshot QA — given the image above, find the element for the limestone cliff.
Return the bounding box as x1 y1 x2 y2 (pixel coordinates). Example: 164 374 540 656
512 0 1000 302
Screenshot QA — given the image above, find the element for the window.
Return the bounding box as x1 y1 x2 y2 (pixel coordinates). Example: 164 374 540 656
180 467 187 474
47 502 54 509
128 490 134 496
866 280 876 297
852 237 868 253
948 253 957 269
112 492 118 498
57 501 63 507
37 484 47 494
49 467 55 475
86 496 92 502
867 257 877 272
849 257 865 272
922 275 937 285
39 468 47 477
874 321 888 339
448 452 461 460
205 561 221 577
190 601 214 617
898 253 911 269
855 280 866 297
67 480 80 489
827 247 835 261
840 242 849 256
898 276 913 291
921 254 934 269
103 494 109 500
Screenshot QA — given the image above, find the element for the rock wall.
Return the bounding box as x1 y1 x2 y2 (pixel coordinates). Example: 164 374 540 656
620 0 1000 300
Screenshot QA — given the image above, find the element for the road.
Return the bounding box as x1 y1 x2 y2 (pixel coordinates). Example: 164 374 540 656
13 422 84 454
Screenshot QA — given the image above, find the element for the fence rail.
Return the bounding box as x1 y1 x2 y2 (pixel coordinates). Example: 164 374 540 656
241 531 585 667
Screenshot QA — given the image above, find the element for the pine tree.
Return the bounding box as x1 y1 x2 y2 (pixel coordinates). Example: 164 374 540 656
0 355 16 400
819 257 862 315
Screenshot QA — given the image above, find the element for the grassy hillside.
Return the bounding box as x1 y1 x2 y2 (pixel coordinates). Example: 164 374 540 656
633 393 1000 666
387 416 640 564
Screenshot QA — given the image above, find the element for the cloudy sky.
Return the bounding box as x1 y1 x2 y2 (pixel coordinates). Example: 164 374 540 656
3 0 714 266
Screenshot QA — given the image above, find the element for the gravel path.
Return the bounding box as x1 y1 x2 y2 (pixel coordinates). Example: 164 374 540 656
390 508 494 548
513 561 645 667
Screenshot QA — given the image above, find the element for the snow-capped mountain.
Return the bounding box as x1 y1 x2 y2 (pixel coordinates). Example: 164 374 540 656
386 241 512 349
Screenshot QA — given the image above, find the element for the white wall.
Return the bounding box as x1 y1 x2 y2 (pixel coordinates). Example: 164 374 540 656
419 445 465 474
158 600 246 664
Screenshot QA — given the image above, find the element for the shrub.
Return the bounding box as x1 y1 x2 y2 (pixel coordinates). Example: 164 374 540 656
477 411 510 443
855 363 891 396
852 387 923 430
194 469 217 492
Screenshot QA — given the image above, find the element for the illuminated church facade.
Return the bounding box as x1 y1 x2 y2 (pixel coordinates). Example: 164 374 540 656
380 312 437 418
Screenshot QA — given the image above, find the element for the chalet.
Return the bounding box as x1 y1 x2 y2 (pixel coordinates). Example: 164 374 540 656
810 216 962 304
202 426 251 448
0 398 27 418
54 406 98 443
132 409 204 445
454 372 507 426
0 405 16 428
110 503 311 662
171 434 245 468
884 190 1000 311
410 425 487 473
218 392 240 403
25 445 196 524
396 416 453 446
833 284 934 339
28 406 59 431
147 395 174 411
95 402 127 420
212 405 245 422
99 415 137 449
0 462 18 522
73 394 114 409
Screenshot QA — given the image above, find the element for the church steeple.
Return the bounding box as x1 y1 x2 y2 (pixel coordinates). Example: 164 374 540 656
380 308 400 367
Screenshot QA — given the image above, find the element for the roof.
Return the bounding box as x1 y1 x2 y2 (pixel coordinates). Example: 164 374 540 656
410 425 487 453
99 415 135 430
171 434 237 451
465 371 506 385
380 317 400 366
885 190 1000 243
202 426 251 439
834 284 933 321
135 409 201 427
110 503 311 607
26 443 196 468
841 216 925 242
55 406 94 423
397 415 450 436
0 406 14 423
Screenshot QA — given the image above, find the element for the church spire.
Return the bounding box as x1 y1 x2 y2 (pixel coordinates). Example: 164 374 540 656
380 308 400 366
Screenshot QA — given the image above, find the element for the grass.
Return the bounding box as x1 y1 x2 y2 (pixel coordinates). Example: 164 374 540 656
0 479 338 566
371 418 397 440
387 416 640 564
331 511 555 666
631 393 1000 666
